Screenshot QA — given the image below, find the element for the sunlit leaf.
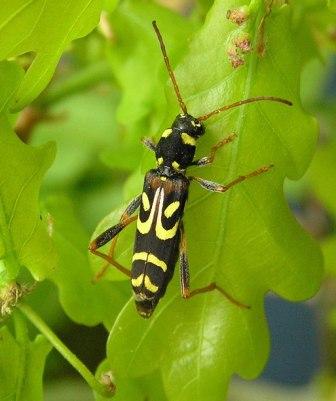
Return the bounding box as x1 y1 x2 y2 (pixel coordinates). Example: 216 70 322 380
98 2 324 400
0 315 52 401
0 0 103 110
43 196 129 328
95 360 169 401
0 61 56 284
101 0 198 170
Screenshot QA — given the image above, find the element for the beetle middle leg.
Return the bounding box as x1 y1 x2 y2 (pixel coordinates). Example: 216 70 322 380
189 164 273 193
191 132 237 167
178 222 249 308
89 195 141 280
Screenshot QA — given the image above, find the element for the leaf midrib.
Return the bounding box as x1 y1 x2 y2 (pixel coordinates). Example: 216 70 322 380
191 6 266 397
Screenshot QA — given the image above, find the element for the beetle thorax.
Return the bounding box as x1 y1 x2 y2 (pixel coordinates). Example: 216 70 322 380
155 114 205 175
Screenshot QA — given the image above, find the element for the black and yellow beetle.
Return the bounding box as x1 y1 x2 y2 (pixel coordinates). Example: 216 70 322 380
89 21 292 318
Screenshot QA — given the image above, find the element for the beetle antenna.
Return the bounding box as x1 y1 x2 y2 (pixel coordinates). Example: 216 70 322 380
152 21 188 115
197 96 293 121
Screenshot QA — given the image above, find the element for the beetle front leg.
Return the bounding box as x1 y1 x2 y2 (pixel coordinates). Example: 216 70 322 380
191 133 237 167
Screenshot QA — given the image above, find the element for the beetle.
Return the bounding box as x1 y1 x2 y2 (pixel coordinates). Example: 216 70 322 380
89 21 292 318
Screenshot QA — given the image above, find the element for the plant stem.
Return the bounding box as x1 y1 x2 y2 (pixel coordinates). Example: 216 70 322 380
18 303 115 398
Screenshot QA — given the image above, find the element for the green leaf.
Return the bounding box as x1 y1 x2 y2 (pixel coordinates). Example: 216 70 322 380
102 0 198 170
43 196 129 328
31 91 120 187
328 0 336 11
103 0 119 12
99 1 323 400
95 360 168 401
0 62 57 284
308 136 336 217
307 117 336 277
0 315 52 401
0 0 103 110
0 61 22 114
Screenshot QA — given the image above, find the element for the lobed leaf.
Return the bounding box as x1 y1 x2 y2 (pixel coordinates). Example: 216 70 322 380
99 1 324 400
0 315 52 401
0 61 56 284
43 196 129 328
307 128 336 276
0 0 104 110
101 0 198 170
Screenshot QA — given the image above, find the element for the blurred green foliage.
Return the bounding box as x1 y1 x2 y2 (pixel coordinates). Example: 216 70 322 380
0 0 335 400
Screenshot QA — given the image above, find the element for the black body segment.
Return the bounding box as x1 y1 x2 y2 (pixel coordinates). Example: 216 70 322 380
155 114 204 174
131 169 189 317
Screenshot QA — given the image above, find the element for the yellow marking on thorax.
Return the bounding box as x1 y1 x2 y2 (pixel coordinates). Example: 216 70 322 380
142 192 150 211
164 201 180 218
160 176 167 181
131 274 144 287
132 252 167 272
144 275 159 293
157 157 163 166
172 161 180 170
156 190 179 240
181 132 196 146
162 128 172 138
137 188 160 234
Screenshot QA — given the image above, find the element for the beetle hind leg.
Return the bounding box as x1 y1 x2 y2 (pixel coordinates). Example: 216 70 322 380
91 231 132 281
178 222 249 309
187 282 250 309
89 195 141 280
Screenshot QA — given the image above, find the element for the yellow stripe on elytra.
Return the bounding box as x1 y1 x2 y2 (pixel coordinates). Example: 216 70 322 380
144 275 159 293
132 252 167 272
164 201 180 218
156 190 179 240
181 132 196 146
138 188 179 240
131 274 144 287
132 252 148 262
141 192 150 211
148 254 167 272
162 128 172 138
137 188 160 234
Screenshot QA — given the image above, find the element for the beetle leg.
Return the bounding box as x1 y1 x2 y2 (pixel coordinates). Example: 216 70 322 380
189 164 273 192
89 195 141 280
191 133 236 167
141 137 157 152
178 222 190 298
179 222 249 308
187 282 250 309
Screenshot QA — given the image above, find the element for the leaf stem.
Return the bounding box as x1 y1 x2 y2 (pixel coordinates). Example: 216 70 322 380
18 303 115 398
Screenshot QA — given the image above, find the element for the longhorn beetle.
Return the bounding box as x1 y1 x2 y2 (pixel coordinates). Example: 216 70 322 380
89 21 292 318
